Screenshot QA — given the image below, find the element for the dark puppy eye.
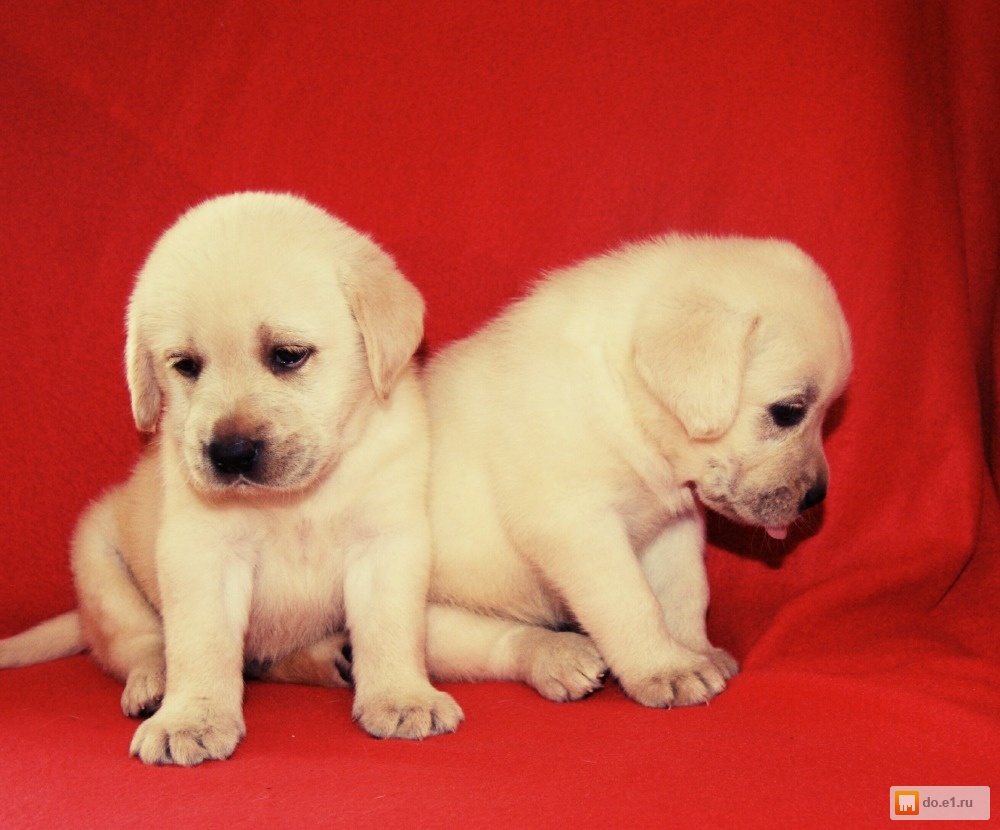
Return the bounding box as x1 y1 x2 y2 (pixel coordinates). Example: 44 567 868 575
769 402 806 429
270 346 311 374
171 356 202 380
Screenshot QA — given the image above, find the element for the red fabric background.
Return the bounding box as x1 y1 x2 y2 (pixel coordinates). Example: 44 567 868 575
1 2 997 827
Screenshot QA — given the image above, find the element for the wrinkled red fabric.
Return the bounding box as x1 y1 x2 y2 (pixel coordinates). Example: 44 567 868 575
1 2 996 827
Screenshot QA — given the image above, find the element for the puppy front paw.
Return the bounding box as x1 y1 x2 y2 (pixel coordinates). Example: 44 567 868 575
522 630 608 702
620 652 729 708
353 685 463 740
121 663 166 718
129 704 246 766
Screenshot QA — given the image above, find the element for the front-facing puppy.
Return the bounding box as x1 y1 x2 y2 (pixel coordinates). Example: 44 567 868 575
423 235 852 708
0 192 461 764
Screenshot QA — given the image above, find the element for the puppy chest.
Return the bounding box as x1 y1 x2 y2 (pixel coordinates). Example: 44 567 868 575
244 518 348 656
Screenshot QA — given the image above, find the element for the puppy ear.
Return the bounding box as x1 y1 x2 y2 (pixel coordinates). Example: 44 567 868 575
124 300 161 433
633 294 758 440
341 246 425 399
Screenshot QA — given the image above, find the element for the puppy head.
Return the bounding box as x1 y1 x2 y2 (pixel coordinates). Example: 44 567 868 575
633 236 852 537
125 191 424 494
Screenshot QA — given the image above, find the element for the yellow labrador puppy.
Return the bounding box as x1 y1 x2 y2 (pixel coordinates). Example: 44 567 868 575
422 236 852 707
0 192 462 764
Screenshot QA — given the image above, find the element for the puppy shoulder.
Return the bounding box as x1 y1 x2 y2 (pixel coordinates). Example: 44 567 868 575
322 367 430 507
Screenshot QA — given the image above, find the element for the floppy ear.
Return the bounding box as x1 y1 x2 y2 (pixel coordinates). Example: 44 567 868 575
124 299 161 433
633 294 758 440
341 246 425 400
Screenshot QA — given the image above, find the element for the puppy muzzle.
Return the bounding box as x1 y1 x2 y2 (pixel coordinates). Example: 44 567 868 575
763 474 828 539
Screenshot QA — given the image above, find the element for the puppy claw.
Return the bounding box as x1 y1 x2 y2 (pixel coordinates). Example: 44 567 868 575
335 641 353 685
129 706 246 766
353 687 463 740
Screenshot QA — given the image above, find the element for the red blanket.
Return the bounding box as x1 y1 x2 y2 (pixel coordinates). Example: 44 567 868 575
1 1 996 826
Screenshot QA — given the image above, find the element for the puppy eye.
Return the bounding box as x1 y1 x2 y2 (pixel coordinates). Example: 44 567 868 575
769 402 806 429
171 356 202 380
270 346 311 374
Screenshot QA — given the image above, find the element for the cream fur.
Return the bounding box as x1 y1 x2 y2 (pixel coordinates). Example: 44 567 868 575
422 235 852 708
0 192 462 764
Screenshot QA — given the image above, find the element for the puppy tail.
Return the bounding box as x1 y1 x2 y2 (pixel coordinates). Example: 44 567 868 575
0 611 86 668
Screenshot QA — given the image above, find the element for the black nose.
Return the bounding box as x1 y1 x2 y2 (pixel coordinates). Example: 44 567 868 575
208 435 262 477
799 480 827 512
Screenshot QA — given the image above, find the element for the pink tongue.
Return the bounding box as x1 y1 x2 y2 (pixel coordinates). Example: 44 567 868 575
766 526 788 540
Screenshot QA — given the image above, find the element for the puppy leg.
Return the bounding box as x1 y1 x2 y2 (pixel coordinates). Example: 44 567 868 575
523 506 729 707
641 513 739 679
426 604 607 702
71 499 166 717
344 533 463 739
129 523 249 766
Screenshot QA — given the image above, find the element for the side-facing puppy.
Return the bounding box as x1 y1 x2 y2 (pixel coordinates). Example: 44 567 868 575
423 235 852 707
0 192 462 764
